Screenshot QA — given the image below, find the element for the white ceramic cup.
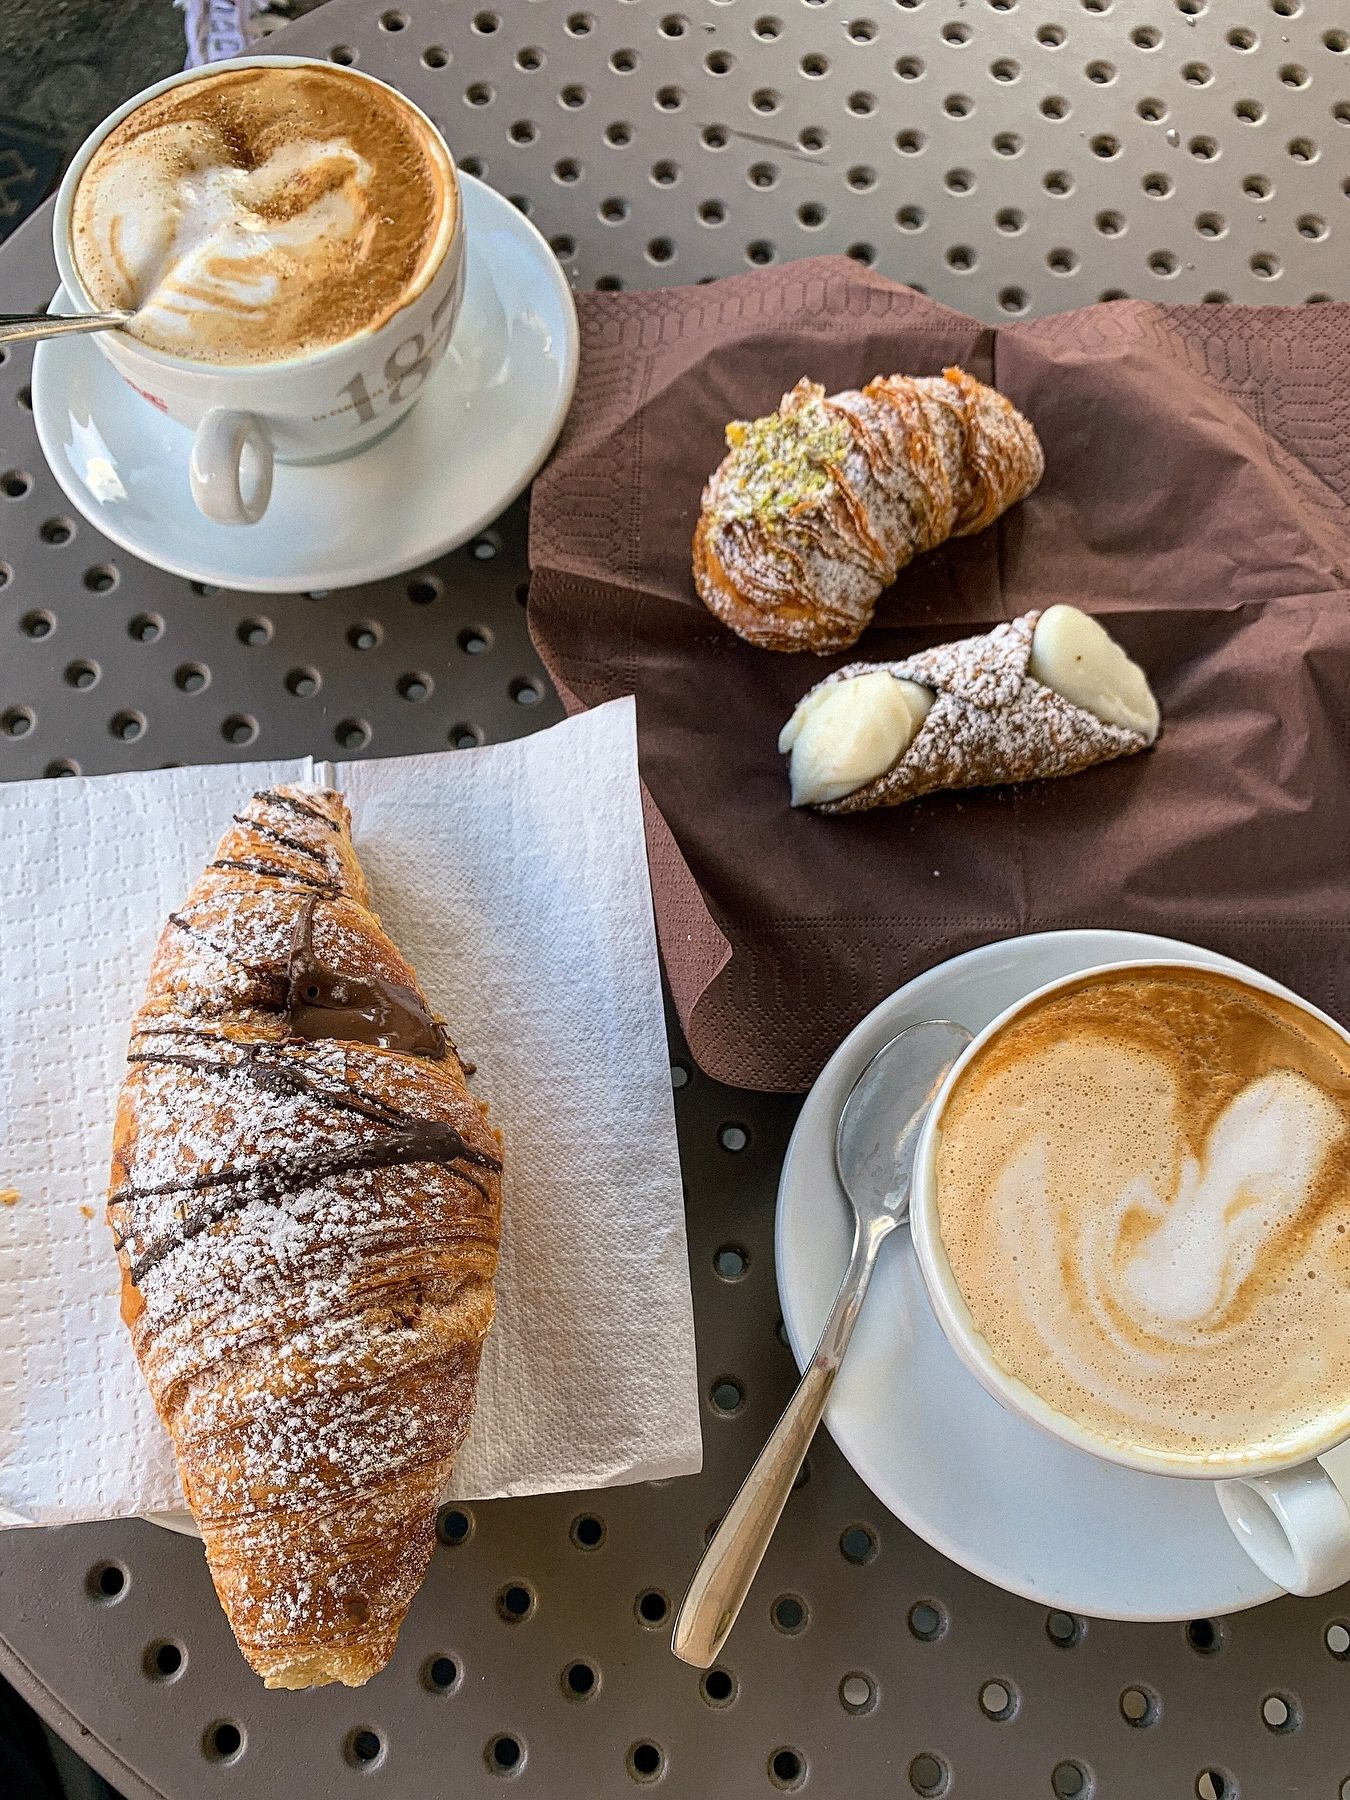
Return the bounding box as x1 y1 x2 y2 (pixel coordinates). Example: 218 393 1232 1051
911 957 1350 1599
51 55 465 527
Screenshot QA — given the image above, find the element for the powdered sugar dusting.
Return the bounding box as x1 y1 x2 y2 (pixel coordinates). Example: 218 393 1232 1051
799 611 1151 813
693 368 1044 652
107 784 502 1687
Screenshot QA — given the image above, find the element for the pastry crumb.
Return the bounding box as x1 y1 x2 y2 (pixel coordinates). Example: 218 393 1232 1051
79 1204 95 1220
0 1188 19 1207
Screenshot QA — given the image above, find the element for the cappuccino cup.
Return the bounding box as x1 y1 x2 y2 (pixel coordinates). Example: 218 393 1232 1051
52 56 464 527
911 957 1350 1597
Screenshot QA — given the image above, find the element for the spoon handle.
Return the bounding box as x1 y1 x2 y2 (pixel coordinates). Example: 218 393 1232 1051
672 1214 891 1668
0 312 132 346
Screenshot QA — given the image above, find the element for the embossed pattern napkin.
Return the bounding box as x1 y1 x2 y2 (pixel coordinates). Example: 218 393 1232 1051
0 698 701 1527
528 257 1350 1091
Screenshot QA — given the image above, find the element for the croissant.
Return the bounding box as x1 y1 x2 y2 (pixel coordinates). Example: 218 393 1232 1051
692 368 1044 653
106 785 502 1689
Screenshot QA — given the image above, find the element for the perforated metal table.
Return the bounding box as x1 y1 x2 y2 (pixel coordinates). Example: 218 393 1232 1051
2 3 1349 1796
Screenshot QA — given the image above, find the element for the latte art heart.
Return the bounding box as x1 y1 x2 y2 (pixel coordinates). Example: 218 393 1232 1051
70 65 454 366
936 969 1350 1463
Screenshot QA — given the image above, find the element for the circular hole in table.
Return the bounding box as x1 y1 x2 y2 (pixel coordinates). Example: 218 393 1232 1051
87 1562 127 1602
344 1729 383 1768
979 1679 1017 1720
701 1667 737 1707
563 1660 598 1700
840 1672 876 1714
635 1589 669 1627
335 718 371 751
1047 1611 1086 1648
772 1594 808 1634
908 1600 947 1642
203 1721 244 1763
710 1376 744 1415
1120 1685 1160 1726
496 1583 535 1623
769 1747 806 1790
1262 1692 1301 1732
143 1640 184 1682
1052 1764 1092 1799
109 710 146 742
423 1655 460 1693
909 1753 949 1797
570 1513 606 1549
1186 1618 1223 1654
485 1734 524 1777
438 1506 474 1546
840 1523 878 1565
628 1741 665 1782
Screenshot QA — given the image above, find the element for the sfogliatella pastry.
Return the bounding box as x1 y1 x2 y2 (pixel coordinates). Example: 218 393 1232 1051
693 368 1044 652
781 605 1159 811
107 786 502 1688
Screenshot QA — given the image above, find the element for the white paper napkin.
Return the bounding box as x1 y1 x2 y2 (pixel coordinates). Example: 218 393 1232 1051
0 698 701 1526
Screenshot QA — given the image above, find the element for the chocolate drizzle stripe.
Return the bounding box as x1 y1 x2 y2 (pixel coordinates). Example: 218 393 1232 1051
114 1124 500 1283
124 1045 470 1143
252 788 342 830
209 857 339 894
231 816 329 865
167 912 280 984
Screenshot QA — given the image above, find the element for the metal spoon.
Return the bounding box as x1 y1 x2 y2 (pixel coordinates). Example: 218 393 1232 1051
671 1017 973 1668
0 311 133 347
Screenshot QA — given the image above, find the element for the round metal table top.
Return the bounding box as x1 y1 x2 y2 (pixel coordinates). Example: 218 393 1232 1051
2 3 1349 1798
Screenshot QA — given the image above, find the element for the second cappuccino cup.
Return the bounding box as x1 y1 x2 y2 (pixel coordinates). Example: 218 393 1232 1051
910 956 1350 1598
52 56 465 526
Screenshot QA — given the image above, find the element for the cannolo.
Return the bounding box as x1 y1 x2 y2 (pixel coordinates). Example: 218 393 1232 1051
780 605 1159 811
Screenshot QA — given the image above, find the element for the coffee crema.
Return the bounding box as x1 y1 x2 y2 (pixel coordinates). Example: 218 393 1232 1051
70 64 454 366
935 967 1350 1464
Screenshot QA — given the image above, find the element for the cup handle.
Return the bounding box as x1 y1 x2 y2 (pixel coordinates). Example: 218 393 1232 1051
189 409 274 526
1217 1464 1350 1596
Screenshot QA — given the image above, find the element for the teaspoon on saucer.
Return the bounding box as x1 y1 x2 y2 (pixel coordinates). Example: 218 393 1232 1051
0 310 132 346
671 1017 973 1668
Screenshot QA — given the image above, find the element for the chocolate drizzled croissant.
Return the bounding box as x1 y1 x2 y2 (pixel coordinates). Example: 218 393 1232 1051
107 786 502 1689
692 368 1044 652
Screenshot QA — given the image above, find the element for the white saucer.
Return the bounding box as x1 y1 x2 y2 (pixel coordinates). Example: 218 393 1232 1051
31 175 578 593
777 929 1350 1621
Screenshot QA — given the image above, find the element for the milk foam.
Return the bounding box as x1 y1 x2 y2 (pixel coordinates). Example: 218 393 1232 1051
70 66 450 365
936 970 1350 1462
81 127 374 349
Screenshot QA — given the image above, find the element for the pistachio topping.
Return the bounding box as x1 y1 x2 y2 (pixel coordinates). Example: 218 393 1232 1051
718 391 852 528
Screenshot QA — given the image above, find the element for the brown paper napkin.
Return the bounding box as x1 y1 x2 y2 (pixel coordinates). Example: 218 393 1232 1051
528 257 1350 1092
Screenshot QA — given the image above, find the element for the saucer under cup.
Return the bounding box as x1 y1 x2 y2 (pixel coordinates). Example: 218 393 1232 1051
776 928 1350 1620
32 175 579 591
